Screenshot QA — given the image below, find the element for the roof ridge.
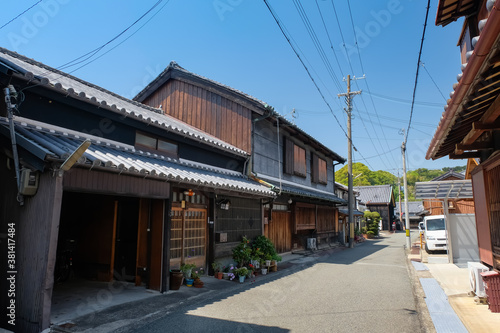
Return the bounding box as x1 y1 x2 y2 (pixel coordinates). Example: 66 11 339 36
0 47 162 115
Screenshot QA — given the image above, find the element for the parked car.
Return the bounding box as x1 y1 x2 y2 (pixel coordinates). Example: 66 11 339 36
423 215 447 253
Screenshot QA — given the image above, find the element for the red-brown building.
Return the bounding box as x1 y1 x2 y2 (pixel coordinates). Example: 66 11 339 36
427 0 500 271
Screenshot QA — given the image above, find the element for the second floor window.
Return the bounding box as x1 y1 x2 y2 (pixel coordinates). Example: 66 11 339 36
312 154 328 184
284 137 306 178
135 132 178 157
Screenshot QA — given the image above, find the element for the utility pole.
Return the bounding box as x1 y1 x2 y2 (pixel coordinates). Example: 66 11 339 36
398 170 403 228
401 142 411 249
338 75 362 248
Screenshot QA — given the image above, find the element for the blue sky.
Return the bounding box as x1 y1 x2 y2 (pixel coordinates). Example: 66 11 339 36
0 0 466 175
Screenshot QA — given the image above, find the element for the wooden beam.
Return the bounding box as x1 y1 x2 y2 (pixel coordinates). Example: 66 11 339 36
456 141 494 151
472 119 500 130
450 151 481 159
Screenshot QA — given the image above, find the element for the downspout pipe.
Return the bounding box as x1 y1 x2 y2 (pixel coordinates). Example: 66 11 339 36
427 0 500 159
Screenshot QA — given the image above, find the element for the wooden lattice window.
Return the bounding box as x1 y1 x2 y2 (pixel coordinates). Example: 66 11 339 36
487 164 500 263
170 208 207 260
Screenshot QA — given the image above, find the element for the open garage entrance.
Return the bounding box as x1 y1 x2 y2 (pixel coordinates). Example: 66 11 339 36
51 191 166 324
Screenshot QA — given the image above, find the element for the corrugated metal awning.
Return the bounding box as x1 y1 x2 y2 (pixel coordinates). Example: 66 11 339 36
415 180 473 199
0 117 276 198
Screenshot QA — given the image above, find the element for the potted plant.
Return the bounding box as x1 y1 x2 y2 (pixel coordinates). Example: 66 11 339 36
192 270 204 288
264 254 272 267
211 262 223 279
234 267 249 283
271 254 282 272
232 236 252 268
181 263 196 286
253 235 279 268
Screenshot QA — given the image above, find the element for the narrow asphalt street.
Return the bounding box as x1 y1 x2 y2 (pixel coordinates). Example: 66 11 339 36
124 232 423 333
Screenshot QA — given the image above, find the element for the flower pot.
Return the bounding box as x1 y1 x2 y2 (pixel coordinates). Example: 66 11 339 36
216 272 223 279
265 260 271 267
223 272 229 280
185 278 194 287
239 275 246 283
169 270 184 290
193 278 204 288
261 268 267 275
271 260 278 272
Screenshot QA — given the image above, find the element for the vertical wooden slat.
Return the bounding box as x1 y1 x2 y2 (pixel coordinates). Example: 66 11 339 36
109 200 118 282
149 199 164 291
136 198 149 286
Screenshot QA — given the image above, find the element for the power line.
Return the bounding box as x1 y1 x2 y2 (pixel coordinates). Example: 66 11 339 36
328 0 390 171
346 0 399 170
419 61 447 102
314 0 344 78
405 0 432 145
0 1 43 30
57 0 165 72
263 0 354 149
293 0 343 92
67 0 171 74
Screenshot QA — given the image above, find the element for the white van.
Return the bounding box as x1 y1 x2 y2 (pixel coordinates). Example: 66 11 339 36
423 215 447 253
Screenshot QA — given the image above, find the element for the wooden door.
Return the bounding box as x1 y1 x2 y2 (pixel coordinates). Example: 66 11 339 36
149 199 164 291
170 207 207 268
268 211 292 253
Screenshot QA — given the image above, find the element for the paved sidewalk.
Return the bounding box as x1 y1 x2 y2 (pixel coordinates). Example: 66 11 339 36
408 238 500 332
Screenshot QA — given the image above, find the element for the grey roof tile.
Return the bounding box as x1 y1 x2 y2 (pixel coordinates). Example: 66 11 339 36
0 117 275 197
0 47 248 157
353 185 393 205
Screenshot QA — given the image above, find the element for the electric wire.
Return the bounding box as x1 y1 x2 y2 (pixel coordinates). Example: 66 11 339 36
0 1 43 31
262 0 352 148
419 61 447 102
314 0 344 78
57 0 164 72
346 0 399 170
67 0 171 74
293 0 343 92
329 0 391 171
405 0 432 145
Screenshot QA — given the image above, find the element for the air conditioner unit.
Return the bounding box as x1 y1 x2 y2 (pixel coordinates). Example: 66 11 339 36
307 238 317 250
468 262 489 298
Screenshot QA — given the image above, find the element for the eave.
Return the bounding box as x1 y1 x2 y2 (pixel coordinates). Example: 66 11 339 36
427 1 500 160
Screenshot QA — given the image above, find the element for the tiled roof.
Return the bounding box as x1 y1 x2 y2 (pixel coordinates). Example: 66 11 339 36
415 180 473 199
0 117 275 197
280 183 346 204
0 47 248 157
354 185 393 205
258 175 346 204
431 170 465 181
134 61 346 163
395 201 425 215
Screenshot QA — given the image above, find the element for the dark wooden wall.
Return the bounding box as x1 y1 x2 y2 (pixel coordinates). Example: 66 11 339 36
143 80 253 153
64 168 170 198
214 196 262 258
0 155 63 333
316 207 336 233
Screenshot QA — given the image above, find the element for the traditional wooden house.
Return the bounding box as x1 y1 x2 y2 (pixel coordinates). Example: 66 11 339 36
420 171 475 215
0 47 274 332
353 185 395 231
427 0 500 271
134 62 346 254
